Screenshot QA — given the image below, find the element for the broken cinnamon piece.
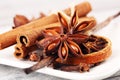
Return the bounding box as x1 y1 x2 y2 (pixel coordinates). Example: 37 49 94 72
0 1 92 49
14 44 38 59
24 56 56 74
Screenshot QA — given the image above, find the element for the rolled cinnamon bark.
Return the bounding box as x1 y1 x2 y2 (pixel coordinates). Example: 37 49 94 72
0 1 92 49
17 17 96 47
16 23 60 47
14 44 38 59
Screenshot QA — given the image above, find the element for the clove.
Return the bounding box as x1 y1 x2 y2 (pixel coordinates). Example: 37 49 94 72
60 63 90 72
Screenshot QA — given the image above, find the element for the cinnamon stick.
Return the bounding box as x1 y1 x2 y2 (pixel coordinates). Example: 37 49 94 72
16 23 60 47
14 44 38 59
17 17 96 47
0 1 91 49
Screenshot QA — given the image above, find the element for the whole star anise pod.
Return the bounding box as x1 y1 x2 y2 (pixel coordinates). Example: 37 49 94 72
37 10 94 62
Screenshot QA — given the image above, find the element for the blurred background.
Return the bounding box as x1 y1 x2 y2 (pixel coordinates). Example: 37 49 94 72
0 0 120 27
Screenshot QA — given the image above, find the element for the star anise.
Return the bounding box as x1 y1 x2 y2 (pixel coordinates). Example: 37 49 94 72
37 10 94 62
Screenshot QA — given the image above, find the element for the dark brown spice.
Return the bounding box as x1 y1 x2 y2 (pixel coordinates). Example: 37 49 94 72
24 56 56 74
59 63 90 72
